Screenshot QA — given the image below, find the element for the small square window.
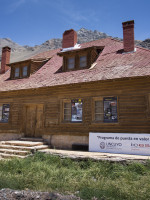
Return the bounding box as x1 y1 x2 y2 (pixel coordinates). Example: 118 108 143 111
68 57 75 69
15 67 20 78
23 66 28 77
79 56 87 68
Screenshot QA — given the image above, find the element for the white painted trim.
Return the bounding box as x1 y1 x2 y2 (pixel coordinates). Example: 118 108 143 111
61 44 81 52
122 48 136 54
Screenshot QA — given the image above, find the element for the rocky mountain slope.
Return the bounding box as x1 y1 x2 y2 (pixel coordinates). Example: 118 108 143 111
0 28 149 63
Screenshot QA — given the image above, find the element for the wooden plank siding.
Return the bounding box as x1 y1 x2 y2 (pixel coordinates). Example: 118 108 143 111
0 76 150 140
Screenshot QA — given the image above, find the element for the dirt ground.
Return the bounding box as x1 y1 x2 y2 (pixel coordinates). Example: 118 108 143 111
0 189 81 200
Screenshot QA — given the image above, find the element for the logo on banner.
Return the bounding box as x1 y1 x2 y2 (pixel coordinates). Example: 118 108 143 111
131 143 150 148
100 142 105 149
100 142 122 149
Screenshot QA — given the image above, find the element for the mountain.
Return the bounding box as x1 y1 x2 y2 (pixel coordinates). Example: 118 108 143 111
0 28 150 64
136 39 150 49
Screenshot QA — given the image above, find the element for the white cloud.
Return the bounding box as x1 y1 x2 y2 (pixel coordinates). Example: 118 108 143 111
45 0 98 26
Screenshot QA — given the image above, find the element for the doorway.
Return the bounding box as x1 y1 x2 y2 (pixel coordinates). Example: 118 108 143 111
23 104 44 137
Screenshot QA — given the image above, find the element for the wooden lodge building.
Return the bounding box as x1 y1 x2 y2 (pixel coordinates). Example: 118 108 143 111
0 20 150 150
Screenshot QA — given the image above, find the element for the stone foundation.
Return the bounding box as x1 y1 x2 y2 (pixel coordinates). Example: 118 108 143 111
0 133 23 141
42 134 89 150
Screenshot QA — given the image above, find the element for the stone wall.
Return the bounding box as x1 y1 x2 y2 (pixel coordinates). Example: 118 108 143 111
43 134 88 150
0 133 23 141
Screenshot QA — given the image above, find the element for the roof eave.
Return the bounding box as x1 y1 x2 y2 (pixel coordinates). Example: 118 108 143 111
57 46 105 56
8 59 31 66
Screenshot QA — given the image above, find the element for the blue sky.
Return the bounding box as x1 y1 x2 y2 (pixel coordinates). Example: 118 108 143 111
0 0 150 46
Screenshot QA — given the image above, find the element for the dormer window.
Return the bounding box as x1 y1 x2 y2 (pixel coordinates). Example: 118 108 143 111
11 64 29 79
79 56 87 68
66 55 87 70
58 46 104 72
68 57 75 69
14 66 28 79
9 58 50 80
23 66 28 77
15 67 20 78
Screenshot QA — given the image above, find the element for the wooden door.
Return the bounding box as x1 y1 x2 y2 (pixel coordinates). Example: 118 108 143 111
24 104 43 137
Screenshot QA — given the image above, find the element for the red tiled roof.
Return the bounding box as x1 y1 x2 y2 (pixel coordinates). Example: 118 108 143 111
0 38 150 92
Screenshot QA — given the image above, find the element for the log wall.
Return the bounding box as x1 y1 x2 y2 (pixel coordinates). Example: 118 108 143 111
0 77 150 149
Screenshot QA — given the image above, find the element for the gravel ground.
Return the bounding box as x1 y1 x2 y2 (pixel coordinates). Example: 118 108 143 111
0 189 81 200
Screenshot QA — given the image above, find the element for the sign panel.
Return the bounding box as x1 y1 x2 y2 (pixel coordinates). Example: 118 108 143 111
89 132 150 156
2 104 10 123
103 97 117 123
71 99 82 122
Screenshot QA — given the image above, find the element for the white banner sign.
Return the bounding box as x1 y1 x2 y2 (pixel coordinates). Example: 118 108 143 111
89 132 150 156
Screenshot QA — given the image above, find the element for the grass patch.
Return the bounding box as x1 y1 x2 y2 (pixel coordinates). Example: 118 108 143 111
0 152 150 200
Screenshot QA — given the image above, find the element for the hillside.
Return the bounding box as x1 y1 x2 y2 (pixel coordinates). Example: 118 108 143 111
0 28 150 63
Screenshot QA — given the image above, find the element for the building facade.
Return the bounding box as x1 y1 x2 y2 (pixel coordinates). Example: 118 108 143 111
0 20 150 150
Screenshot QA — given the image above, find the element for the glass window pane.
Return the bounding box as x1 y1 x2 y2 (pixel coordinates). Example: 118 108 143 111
95 114 103 121
68 57 75 69
64 102 71 121
64 103 70 109
80 56 86 62
15 67 20 77
23 66 28 77
15 68 19 73
95 101 103 113
64 115 70 121
64 109 70 115
95 101 102 107
95 106 103 114
79 56 87 68
94 100 103 121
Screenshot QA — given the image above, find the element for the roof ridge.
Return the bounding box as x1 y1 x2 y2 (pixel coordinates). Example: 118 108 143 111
134 44 150 52
29 37 150 61
80 37 112 45
109 37 150 53
30 48 60 59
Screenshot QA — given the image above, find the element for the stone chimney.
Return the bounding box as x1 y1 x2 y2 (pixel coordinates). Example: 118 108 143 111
1 46 11 73
122 20 135 52
62 29 77 49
